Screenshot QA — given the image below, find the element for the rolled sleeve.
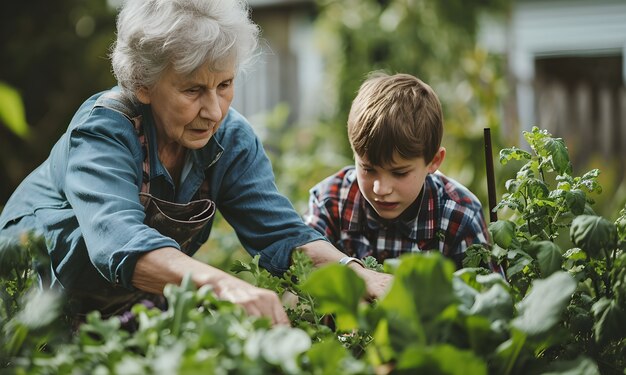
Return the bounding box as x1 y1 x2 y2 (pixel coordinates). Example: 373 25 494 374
212 114 326 275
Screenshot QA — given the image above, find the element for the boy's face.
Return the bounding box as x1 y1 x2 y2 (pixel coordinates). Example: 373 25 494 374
355 148 445 220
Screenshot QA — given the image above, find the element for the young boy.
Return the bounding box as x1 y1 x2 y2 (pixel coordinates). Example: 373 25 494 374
304 72 489 269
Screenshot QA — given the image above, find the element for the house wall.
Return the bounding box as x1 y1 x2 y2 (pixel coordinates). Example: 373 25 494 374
232 0 324 131
480 0 626 171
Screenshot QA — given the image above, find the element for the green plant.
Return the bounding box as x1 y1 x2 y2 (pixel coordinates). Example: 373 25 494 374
481 127 625 374
2 127 624 374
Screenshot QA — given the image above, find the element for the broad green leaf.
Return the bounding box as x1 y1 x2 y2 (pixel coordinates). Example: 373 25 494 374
526 241 563 277
15 289 63 329
525 178 550 200
540 356 600 375
489 220 519 249
259 327 311 373
307 339 366 375
565 189 587 215
300 264 365 330
395 344 487 375
591 298 626 346
452 275 479 312
469 283 514 323
0 81 29 138
512 271 576 336
570 215 617 259
493 328 527 375
499 147 531 165
464 314 498 354
543 137 572 175
379 254 456 350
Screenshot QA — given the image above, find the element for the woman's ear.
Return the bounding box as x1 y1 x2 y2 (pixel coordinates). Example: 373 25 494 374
135 86 151 104
427 147 446 173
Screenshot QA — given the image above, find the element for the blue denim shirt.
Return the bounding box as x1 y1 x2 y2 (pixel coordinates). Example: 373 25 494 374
0 88 325 294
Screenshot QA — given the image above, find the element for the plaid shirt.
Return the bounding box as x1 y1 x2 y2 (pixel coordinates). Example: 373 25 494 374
304 166 490 268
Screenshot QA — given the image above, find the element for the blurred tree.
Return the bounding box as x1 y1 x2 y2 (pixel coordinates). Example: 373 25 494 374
0 0 117 204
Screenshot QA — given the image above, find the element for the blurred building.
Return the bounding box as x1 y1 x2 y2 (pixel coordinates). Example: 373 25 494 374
481 0 626 169
234 0 324 129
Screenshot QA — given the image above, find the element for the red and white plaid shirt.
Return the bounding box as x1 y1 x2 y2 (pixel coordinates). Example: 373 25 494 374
304 166 491 269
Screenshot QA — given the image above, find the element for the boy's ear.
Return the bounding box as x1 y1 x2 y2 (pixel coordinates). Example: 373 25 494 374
427 147 446 173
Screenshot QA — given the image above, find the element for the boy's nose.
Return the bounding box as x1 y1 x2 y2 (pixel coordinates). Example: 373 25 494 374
373 179 392 196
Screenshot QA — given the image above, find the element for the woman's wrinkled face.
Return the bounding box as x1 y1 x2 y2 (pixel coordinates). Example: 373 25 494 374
136 61 235 150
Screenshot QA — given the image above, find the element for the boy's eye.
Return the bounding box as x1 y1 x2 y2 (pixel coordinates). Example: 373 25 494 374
393 171 409 177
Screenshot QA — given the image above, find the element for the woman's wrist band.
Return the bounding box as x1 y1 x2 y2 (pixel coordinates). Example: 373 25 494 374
338 256 365 268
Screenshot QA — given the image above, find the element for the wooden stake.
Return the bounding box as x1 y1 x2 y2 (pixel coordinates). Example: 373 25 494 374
484 128 498 223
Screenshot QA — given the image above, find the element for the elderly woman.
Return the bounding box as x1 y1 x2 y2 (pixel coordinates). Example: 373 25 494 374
0 0 390 325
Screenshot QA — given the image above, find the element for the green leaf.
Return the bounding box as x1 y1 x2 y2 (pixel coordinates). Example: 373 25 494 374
489 220 520 249
493 328 527 375
525 178 550 200
543 137 572 175
591 298 626 346
527 241 563 277
499 147 531 165
0 81 29 138
565 189 586 215
396 344 487 375
306 339 362 375
469 283 514 323
570 215 617 259
300 264 365 330
539 356 600 375
379 253 456 350
259 327 311 373
512 272 577 336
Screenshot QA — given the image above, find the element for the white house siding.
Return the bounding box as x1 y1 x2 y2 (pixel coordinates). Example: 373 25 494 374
232 0 324 133
480 0 626 168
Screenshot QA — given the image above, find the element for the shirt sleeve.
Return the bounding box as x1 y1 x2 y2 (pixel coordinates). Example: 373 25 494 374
62 108 179 289
212 119 326 275
303 183 341 245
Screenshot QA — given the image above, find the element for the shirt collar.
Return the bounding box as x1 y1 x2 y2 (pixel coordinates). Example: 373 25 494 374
346 174 438 241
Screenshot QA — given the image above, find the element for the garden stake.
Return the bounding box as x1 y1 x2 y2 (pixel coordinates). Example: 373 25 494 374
484 128 498 223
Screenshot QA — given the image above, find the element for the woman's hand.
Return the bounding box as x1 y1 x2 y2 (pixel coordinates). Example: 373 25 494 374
132 247 289 326
212 274 290 326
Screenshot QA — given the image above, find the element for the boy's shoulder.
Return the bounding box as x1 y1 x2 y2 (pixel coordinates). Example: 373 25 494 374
428 171 482 210
310 166 358 201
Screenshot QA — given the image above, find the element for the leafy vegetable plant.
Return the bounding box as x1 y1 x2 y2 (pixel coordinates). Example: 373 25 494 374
1 127 624 374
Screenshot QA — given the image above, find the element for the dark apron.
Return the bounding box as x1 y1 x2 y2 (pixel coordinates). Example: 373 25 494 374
69 93 215 326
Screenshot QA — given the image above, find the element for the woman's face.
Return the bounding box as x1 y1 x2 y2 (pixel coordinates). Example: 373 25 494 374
136 61 235 151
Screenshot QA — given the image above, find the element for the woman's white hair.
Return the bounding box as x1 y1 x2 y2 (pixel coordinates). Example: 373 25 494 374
110 0 259 97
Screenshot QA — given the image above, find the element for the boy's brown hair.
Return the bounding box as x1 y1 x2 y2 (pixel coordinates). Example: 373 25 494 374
347 72 443 166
